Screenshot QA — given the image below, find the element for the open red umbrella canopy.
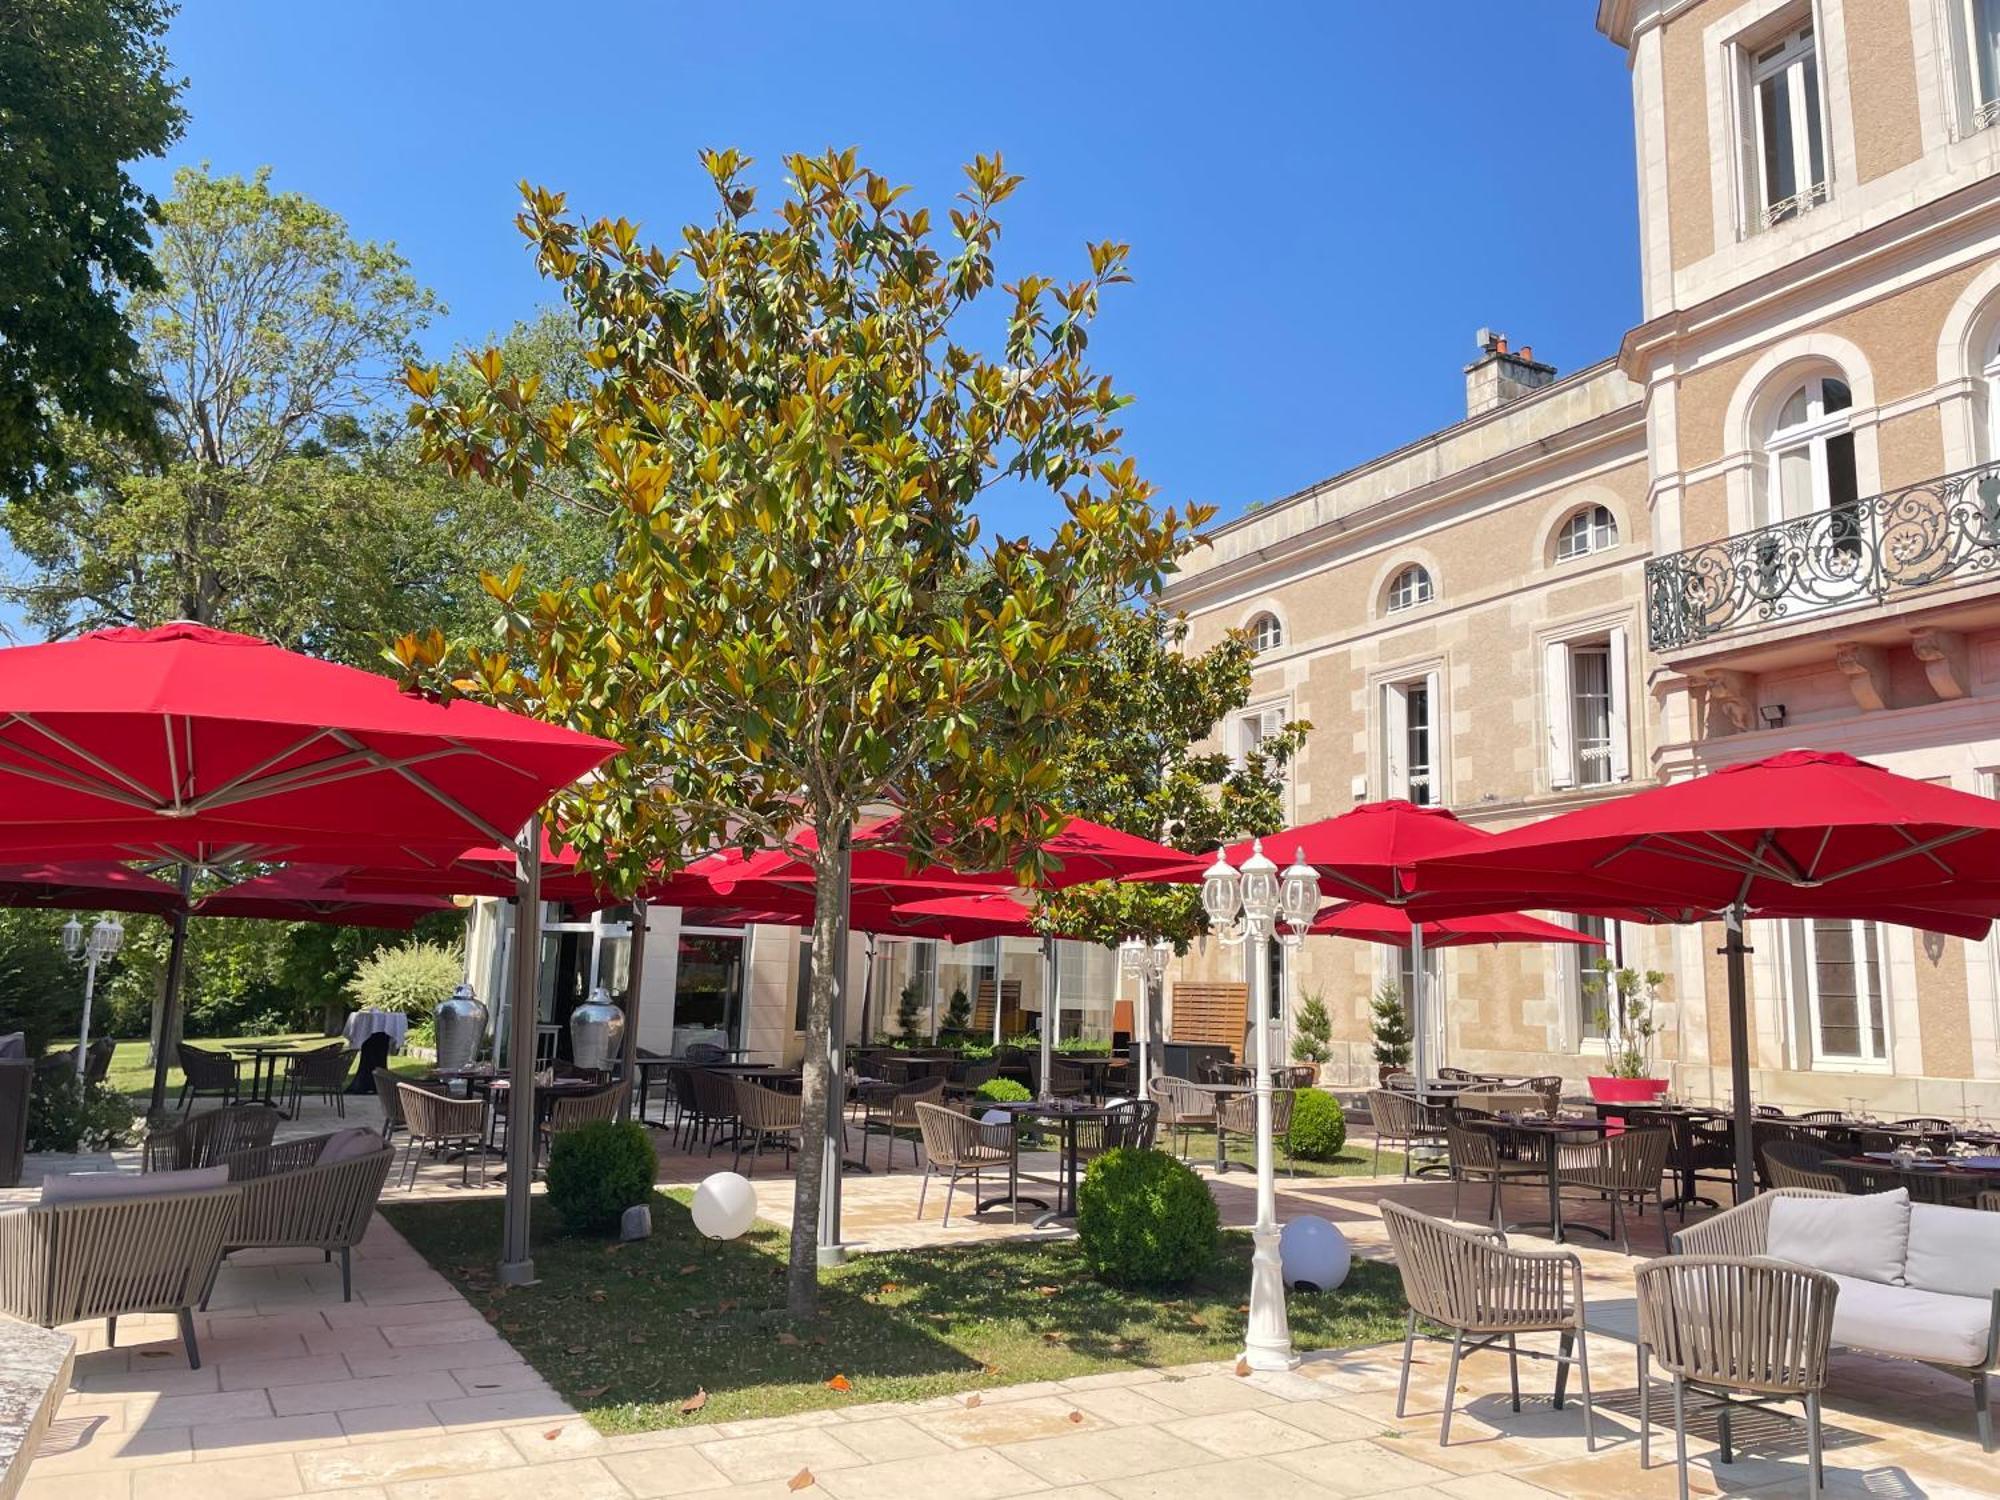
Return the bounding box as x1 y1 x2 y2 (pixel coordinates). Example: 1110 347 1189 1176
194 864 453 928
1194 800 1494 910
0 860 183 915
0 624 619 862
1311 900 1605 949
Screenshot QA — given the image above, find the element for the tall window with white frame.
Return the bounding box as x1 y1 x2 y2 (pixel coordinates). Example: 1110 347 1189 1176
1572 915 1611 1046
1984 333 2000 463
1236 703 1288 770
1963 0 2000 131
1793 918 1889 1067
1746 21 1826 230
1544 632 1629 791
1380 673 1438 806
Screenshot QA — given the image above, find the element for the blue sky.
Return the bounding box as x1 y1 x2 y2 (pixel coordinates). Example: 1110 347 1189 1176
123 1 1636 558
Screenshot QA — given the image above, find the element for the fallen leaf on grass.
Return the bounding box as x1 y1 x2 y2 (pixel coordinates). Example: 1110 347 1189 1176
879 1281 899 1294
787 1468 815 1492
577 1384 611 1401
680 1264 700 1275
679 1388 709 1414
500 1322 524 1334
1234 1357 1251 1378
1035 1285 1061 1297
824 1374 852 1392
587 1290 607 1304
1040 1332 1067 1345
774 1331 800 1346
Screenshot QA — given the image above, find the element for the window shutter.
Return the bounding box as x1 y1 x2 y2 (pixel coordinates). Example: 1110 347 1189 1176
1606 625 1631 782
1381 682 1407 798
1545 642 1575 789
1423 668 1442 803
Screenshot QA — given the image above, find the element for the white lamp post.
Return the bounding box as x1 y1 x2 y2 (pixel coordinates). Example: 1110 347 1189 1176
62 912 125 1079
1117 936 1172 1097
1201 839 1319 1372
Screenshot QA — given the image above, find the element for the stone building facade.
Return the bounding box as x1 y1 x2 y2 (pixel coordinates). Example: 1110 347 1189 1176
1163 0 2000 1115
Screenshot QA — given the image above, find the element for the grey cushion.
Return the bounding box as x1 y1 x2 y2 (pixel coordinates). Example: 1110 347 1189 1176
1905 1201 2000 1302
1769 1188 1911 1284
1827 1273 1996 1367
40 1166 229 1204
316 1126 383 1165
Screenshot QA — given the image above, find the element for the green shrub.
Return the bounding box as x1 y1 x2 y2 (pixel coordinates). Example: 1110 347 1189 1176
345 941 463 1022
942 987 972 1031
545 1119 656 1235
1286 1088 1347 1161
27 1069 137 1153
1077 1147 1218 1286
1291 991 1332 1065
975 1076 1031 1103
1055 1036 1111 1055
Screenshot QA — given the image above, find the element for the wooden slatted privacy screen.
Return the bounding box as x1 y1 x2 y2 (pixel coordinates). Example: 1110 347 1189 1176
973 979 1024 1034
1168 982 1249 1060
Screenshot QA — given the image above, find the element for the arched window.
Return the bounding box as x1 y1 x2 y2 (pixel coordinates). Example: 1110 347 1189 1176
1247 612 1282 653
1385 564 1434 613
1763 372 1855 526
1984 332 2000 462
1554 505 1618 562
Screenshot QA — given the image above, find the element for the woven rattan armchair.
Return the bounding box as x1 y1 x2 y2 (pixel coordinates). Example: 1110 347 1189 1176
1635 1255 1837 1500
1761 1135 1848 1194
1555 1126 1671 1254
727 1077 801 1175
1526 1075 1564 1114
373 1067 415 1140
1982 1190 2000 1213
284 1043 356 1118
1453 1087 1542 1117
1797 1108 1846 1123
1147 1076 1216 1161
1446 1122 1543 1228
1077 1098 1159 1158
0 1184 238 1367
214 1132 393 1302
1277 1064 1318 1090
913 1101 1017 1226
541 1082 628 1166
144 1105 278 1173
1380 1199 1596 1448
396 1082 488 1189
1217 1088 1293 1174
1436 1066 1475 1083
1369 1088 1443 1178
862 1077 943 1172
175 1043 241 1109
1047 1058 1090 1099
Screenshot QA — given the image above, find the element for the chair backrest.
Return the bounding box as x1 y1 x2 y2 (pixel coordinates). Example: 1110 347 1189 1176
891 1077 946 1123
1103 1098 1159 1151
1797 1109 1846 1123
1604 1125 1671 1190
82 1037 116 1086
1379 1198 1560 1332
1436 1066 1474 1082
145 1105 278 1172
685 1042 726 1063
914 1100 1006 1166
1761 1135 1845 1194
730 1076 801 1132
1525 1075 1564 1112
689 1067 738 1119
1383 1071 1417 1093
1277 1065 1318 1090
295 1045 356 1089
1634 1255 1836 1395
353 1032 394 1081
1753 1103 1789 1118
372 1067 408 1125
177 1043 237 1090
11 1186 241 1326
1980 1190 2000 1214
548 1082 627 1134
1148 1076 1211 1125
955 1060 998 1088
398 1081 485 1139
1369 1088 1426 1139
1447 1122 1499 1174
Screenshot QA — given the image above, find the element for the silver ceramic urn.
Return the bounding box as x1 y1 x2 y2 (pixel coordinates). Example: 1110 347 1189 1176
434 984 489 1072
570 986 625 1073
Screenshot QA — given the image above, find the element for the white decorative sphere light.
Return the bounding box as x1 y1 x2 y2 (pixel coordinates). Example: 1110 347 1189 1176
1279 1215 1352 1293
691 1171 757 1240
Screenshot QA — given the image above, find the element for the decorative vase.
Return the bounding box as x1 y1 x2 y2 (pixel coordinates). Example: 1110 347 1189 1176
570 986 625 1073
434 984 489 1073
1588 1074 1668 1104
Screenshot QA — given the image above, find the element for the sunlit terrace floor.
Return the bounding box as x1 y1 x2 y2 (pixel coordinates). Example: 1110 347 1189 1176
9 1101 1999 1498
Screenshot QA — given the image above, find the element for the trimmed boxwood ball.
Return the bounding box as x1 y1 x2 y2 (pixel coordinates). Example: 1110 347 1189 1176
976 1076 1031 1103
546 1119 656 1235
1286 1088 1347 1161
1077 1146 1218 1286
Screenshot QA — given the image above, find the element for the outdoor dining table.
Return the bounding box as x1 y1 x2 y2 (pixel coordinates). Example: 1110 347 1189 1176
230 1041 318 1115
981 1098 1119 1228
1593 1100 1731 1216
1824 1152 2000 1205
1468 1114 1613 1244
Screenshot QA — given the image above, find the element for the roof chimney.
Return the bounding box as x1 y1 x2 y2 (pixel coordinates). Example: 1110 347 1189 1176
1464 328 1557 417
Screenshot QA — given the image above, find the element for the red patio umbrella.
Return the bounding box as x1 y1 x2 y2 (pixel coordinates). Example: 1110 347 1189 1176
0 860 183 916
1311 900 1605 949
194 865 453 929
1411 748 2000 1197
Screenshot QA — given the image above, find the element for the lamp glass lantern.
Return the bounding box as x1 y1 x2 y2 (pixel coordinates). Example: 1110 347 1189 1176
1278 849 1320 935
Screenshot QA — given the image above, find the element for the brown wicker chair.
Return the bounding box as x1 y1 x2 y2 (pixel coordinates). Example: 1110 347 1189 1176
1216 1088 1294 1174
1436 1066 1475 1083
1982 1190 2000 1213
1635 1255 1837 1500
1147 1076 1216 1161
143 1105 279 1173
1077 1098 1159 1158
1555 1126 1671 1253
913 1101 1017 1226
690 1068 741 1155
541 1082 629 1167
284 1043 356 1118
1797 1108 1846 1123
1380 1199 1596 1448
1453 1087 1542 1117
175 1043 242 1108
862 1077 943 1172
1526 1075 1564 1114
1761 1135 1848 1194
213 1131 393 1302
1047 1058 1090 1099
396 1083 489 1188
373 1067 411 1140
1368 1088 1443 1178
727 1078 801 1175
0 1184 239 1367
1446 1122 1543 1228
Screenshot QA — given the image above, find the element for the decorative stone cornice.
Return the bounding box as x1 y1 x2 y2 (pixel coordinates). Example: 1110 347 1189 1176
1834 642 1892 712
1911 627 1969 700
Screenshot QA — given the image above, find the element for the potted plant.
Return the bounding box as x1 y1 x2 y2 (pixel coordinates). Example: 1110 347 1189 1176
1369 981 1411 1086
1291 989 1333 1083
1585 960 1668 1103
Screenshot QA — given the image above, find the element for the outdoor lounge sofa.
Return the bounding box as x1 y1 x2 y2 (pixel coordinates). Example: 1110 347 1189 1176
212 1126 393 1302
1675 1186 2000 1451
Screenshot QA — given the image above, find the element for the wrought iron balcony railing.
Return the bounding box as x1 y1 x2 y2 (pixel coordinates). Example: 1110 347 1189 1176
1645 462 2000 651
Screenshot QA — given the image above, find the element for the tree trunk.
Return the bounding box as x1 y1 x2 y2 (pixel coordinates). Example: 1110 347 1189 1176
785 842 844 1317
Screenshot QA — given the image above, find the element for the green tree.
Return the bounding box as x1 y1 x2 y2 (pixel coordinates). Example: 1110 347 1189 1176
894 976 926 1039
398 149 1204 1314
0 0 185 502
1370 982 1412 1072
1291 989 1332 1066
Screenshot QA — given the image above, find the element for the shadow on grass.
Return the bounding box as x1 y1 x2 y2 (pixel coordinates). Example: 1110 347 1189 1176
382 1189 1407 1434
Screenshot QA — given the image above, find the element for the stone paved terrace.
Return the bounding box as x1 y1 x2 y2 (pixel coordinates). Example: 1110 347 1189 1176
7 1100 1999 1498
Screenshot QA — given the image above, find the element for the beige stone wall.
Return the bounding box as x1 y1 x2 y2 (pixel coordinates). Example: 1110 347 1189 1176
1663 8 1716 272
1845 0 1925 184
1915 934 1976 1079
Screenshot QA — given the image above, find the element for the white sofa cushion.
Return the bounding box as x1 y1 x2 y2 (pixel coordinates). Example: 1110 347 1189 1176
1905 1202 2000 1302
40 1166 228 1204
316 1127 383 1165
1827 1274 1996 1367
1768 1188 1911 1284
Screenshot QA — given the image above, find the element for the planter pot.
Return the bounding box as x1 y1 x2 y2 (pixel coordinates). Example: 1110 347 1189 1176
1378 1063 1409 1088
1588 1075 1668 1104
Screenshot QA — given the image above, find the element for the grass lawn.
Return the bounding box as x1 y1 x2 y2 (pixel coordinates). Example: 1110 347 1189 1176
1169 1126 1409 1180
384 1190 1407 1435
94 1036 431 1102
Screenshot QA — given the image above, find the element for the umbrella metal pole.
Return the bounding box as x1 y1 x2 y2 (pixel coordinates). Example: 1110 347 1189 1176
856 934 876 1046
74 953 102 1079
1723 902 1756 1202
1242 919 1297 1370
1409 921 1428 1088
500 820 543 1286
817 822 853 1267
617 899 647 1122
1040 937 1056 1097
147 863 196 1119
1137 973 1153 1097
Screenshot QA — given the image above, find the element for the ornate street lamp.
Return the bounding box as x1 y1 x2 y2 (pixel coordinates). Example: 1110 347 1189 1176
1201 839 1320 1371
1117 936 1172 1094
61 912 125 1079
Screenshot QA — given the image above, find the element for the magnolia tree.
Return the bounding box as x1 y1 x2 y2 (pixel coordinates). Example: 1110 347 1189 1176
397 149 1204 1315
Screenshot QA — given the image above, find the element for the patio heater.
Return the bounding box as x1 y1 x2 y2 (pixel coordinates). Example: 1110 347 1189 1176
1117 937 1171 1096
61 912 124 1079
1201 840 1318 1371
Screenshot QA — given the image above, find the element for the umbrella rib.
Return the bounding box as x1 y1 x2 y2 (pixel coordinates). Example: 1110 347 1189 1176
182 728 361 810
192 744 491 814
1818 826 1980 884
0 714 169 807
0 754 164 810
326 729 514 845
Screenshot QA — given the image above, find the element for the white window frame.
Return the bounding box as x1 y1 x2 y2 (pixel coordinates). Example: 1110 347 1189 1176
1762 374 1854 524
1745 21 1827 230
1791 917 1892 1071
1570 914 1614 1054
1983 336 2000 463
1961 0 2000 132
1554 505 1619 562
1233 701 1289 773
1247 613 1283 653
1380 671 1441 805
1543 628 1630 792
1385 565 1434 614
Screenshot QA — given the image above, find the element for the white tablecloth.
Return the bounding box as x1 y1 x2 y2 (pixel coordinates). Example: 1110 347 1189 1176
343 1010 409 1049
